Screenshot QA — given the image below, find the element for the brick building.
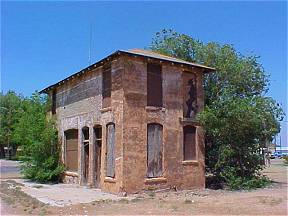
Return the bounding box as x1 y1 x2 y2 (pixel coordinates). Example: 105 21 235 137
40 49 215 193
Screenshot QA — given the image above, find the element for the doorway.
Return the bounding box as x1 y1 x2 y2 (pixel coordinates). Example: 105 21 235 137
82 127 89 183
94 125 102 187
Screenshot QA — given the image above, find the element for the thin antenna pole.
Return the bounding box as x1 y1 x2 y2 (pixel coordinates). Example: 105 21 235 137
88 23 92 65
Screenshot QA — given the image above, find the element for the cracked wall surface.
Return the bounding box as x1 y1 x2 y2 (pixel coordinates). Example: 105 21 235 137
49 55 205 194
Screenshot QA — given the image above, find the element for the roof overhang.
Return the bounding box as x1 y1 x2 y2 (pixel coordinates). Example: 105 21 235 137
40 49 215 94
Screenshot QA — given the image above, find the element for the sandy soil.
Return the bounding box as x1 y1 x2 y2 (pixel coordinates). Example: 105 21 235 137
1 159 287 215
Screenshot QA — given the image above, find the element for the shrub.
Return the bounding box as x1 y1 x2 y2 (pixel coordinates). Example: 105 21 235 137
14 92 64 183
150 29 284 190
221 167 271 190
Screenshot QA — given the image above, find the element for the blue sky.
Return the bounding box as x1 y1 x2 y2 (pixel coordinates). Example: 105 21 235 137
1 1 287 146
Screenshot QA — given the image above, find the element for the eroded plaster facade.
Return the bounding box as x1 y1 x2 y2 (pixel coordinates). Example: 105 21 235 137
45 51 212 194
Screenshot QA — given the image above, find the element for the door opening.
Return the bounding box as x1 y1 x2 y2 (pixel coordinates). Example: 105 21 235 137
82 127 89 183
94 125 102 187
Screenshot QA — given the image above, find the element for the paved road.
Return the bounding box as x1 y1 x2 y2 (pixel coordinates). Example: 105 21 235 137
0 159 21 179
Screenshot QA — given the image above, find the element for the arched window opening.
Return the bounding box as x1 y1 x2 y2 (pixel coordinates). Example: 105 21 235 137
65 129 78 171
147 123 163 178
183 125 197 160
93 125 102 186
106 123 115 178
82 127 90 182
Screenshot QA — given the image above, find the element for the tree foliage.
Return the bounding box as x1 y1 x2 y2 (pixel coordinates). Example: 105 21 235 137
150 29 284 189
0 91 23 158
12 92 64 182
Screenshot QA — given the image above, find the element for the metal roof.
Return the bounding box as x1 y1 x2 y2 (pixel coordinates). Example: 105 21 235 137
122 49 215 71
40 49 215 93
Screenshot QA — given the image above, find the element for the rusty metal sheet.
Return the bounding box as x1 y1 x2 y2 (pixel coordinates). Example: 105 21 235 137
147 124 163 178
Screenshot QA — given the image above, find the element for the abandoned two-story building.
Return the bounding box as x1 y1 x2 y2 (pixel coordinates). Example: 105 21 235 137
40 49 215 194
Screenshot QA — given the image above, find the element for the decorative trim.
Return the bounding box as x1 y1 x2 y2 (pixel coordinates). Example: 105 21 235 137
145 106 166 112
64 171 79 177
182 160 199 166
104 177 116 183
100 107 112 113
145 177 167 184
179 117 201 126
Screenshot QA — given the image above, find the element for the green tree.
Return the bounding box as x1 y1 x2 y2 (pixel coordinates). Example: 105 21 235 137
0 91 23 158
150 29 284 189
13 92 64 182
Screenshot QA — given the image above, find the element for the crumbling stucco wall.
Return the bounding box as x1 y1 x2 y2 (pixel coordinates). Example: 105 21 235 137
122 56 205 193
52 57 125 193
49 54 206 194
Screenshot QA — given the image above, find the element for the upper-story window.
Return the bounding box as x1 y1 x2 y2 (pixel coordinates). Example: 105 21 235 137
52 90 57 115
147 63 163 107
183 72 197 118
102 63 111 108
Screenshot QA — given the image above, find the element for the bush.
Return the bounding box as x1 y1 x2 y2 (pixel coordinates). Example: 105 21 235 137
21 155 64 183
14 92 64 183
150 29 284 190
221 167 271 190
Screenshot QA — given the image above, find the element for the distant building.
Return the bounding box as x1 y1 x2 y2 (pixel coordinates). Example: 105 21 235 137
274 146 288 155
40 49 215 193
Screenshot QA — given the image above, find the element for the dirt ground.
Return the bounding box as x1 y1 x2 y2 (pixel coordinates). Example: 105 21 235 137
1 159 287 215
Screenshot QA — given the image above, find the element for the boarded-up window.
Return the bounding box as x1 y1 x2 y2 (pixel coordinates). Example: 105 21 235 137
65 129 78 171
102 64 111 108
183 72 197 118
147 123 163 178
147 63 163 107
183 126 197 160
52 90 57 115
106 123 115 177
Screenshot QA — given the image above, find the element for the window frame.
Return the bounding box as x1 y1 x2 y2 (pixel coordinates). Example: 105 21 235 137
106 122 115 178
52 89 57 115
147 123 164 178
64 129 79 172
102 63 112 108
182 71 198 118
147 63 163 107
183 125 197 161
